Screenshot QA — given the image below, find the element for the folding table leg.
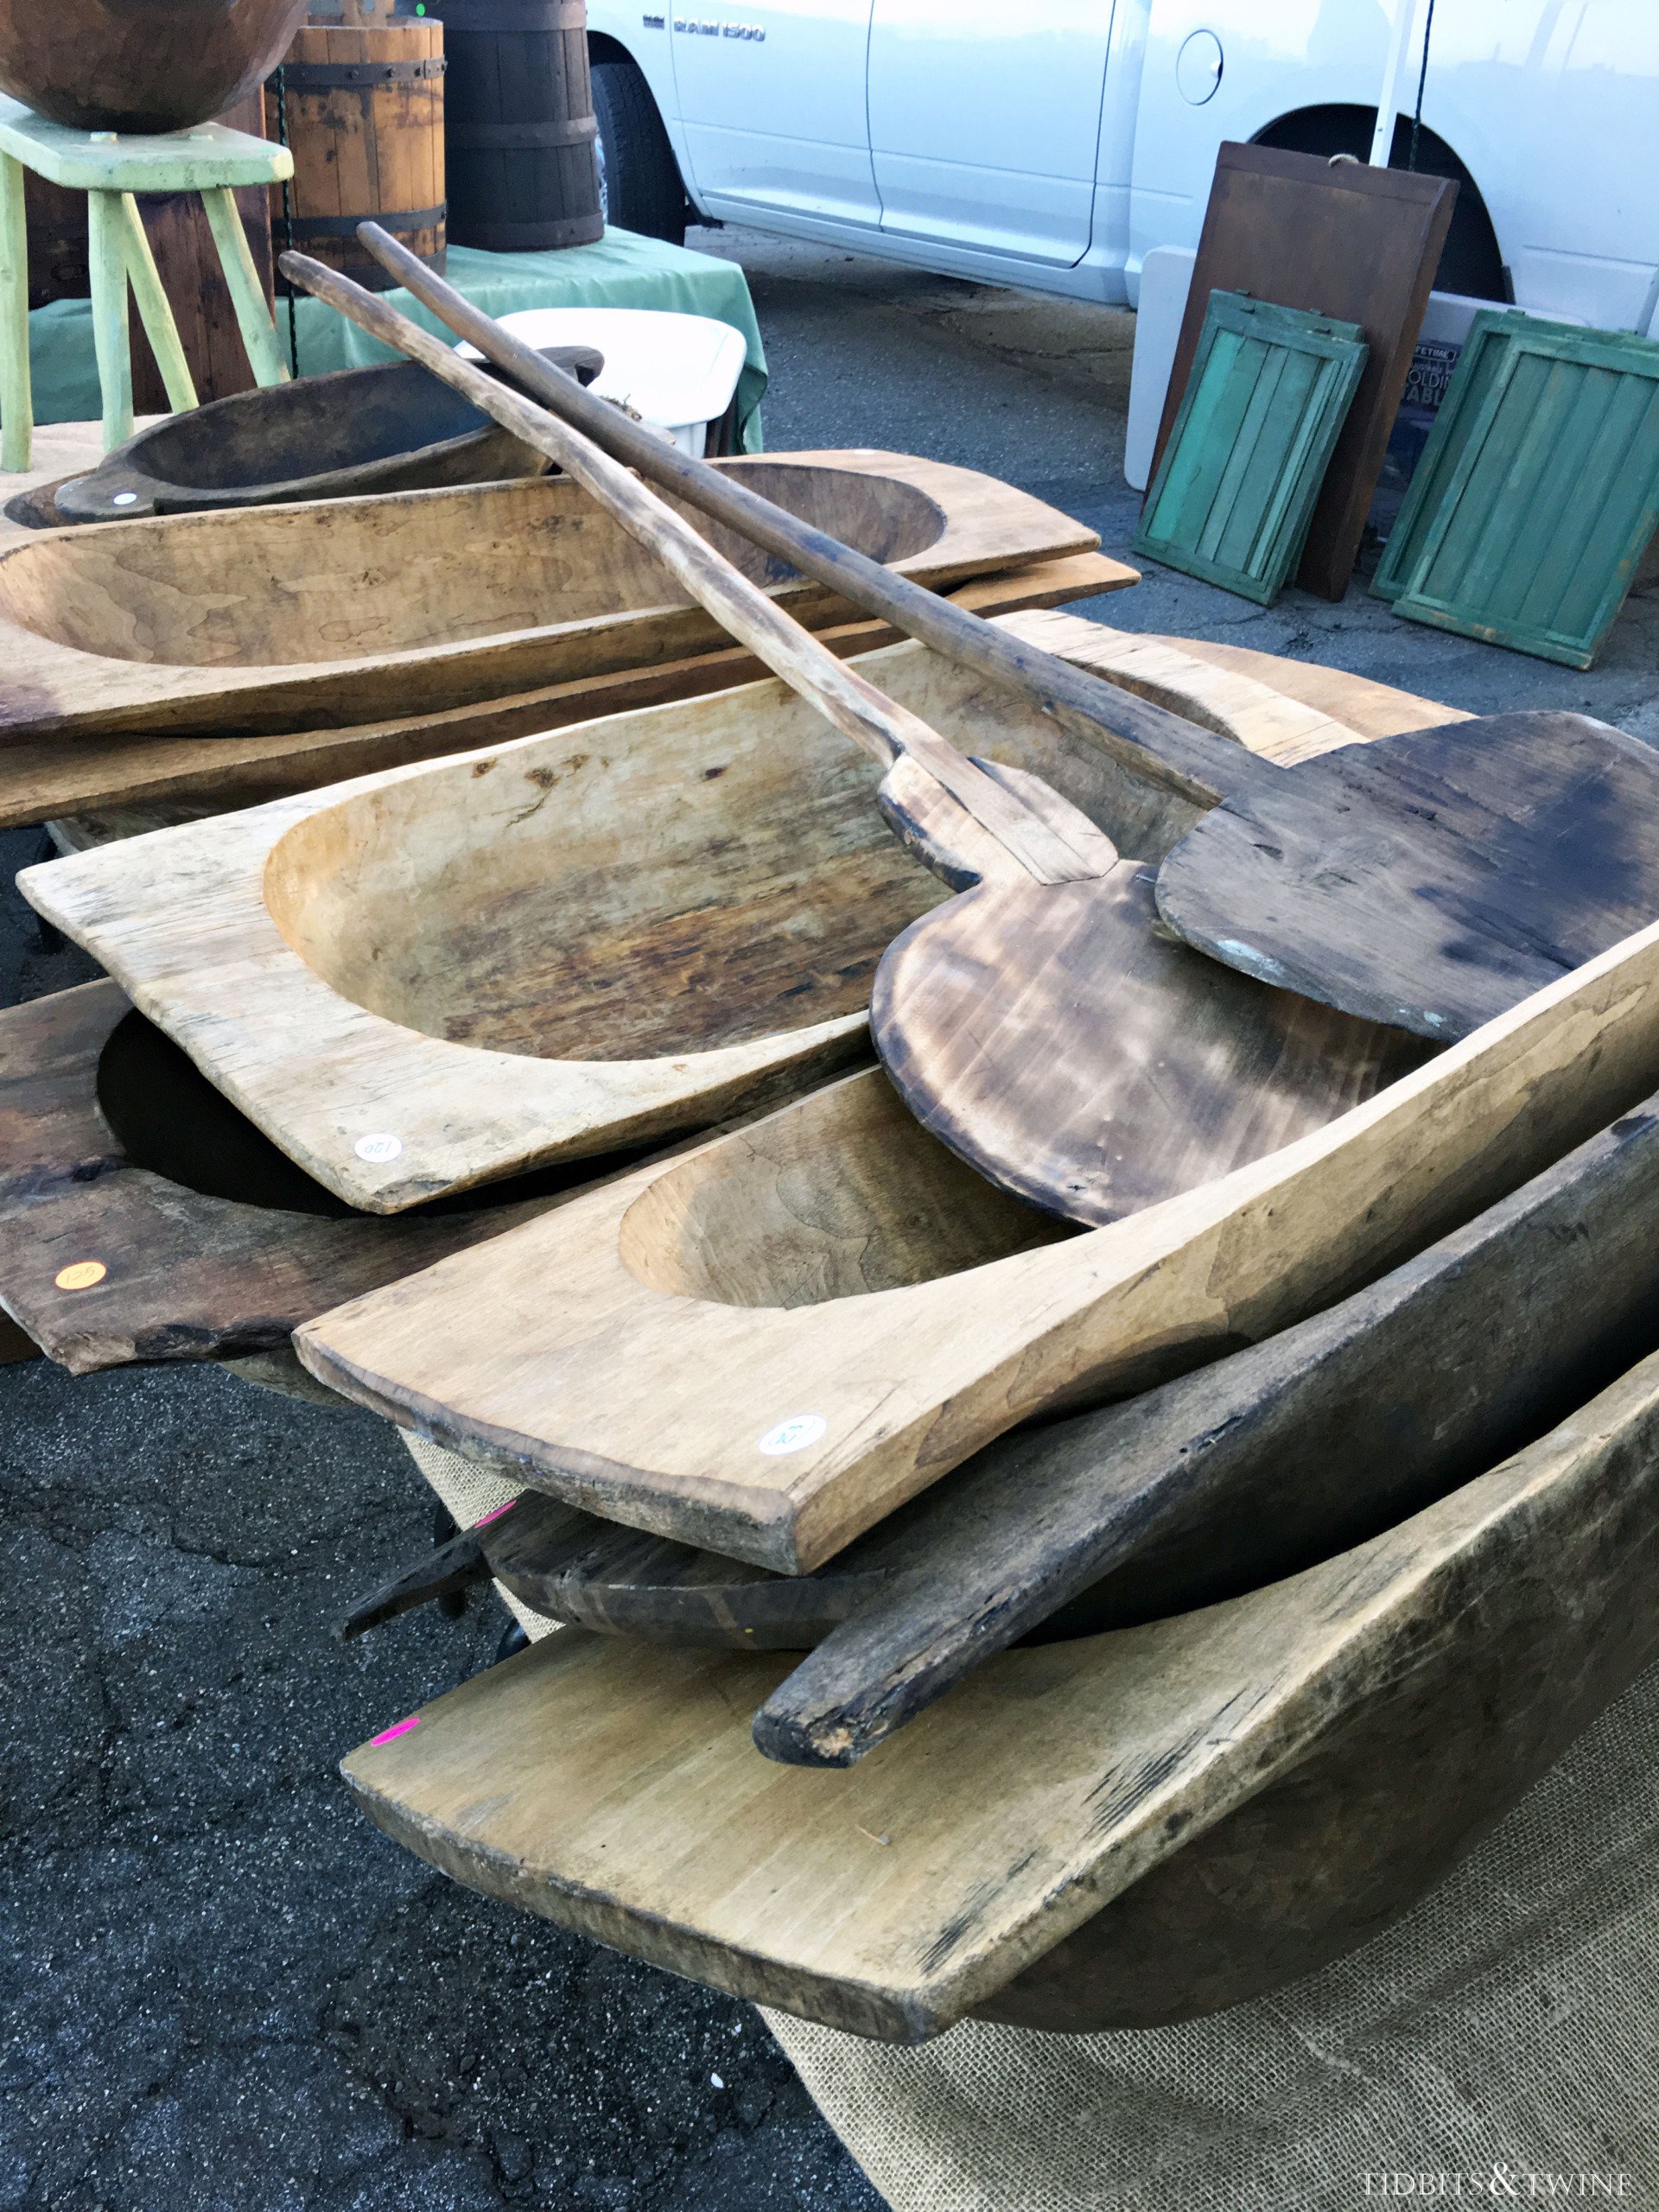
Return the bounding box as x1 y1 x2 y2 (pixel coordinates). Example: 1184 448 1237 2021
86 188 135 452
0 150 31 471
201 186 291 388
112 190 199 415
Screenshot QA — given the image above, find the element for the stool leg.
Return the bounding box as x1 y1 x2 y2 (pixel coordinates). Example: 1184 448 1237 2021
86 190 134 452
0 149 31 472
200 187 291 388
113 192 198 415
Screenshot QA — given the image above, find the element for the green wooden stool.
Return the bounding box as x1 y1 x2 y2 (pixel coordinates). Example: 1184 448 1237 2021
0 91 296 473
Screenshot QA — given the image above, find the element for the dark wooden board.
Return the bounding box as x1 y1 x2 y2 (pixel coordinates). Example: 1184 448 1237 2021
339 1487 890 1649
1155 708 1659 1040
1148 143 1455 601
0 980 642 1372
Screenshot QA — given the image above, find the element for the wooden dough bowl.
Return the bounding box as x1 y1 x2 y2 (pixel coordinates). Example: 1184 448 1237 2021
299 909 1659 1573
340 1080 1659 1693
0 979 653 1374
0 452 1095 745
0 0 306 133
0 561 1134 832
51 346 606 524
343 1339 1659 2040
22 613 1391 1216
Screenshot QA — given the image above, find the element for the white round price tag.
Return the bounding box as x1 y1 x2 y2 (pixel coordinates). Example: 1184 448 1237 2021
353 1132 404 1164
757 1414 827 1457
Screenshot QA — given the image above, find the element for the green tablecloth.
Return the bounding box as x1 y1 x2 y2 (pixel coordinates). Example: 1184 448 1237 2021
22 227 768 449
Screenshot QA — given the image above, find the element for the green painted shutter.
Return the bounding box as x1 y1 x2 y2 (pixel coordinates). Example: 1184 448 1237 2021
1132 292 1368 607
1372 310 1582 601
1382 318 1659 668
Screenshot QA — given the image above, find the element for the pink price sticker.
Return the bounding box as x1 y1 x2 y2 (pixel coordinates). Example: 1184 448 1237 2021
370 1715 421 1746
474 1499 518 1530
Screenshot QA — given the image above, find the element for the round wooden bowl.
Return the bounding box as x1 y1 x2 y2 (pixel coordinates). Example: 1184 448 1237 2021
0 0 308 134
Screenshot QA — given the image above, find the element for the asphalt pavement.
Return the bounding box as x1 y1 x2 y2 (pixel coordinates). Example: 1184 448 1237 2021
3 222 1656 2212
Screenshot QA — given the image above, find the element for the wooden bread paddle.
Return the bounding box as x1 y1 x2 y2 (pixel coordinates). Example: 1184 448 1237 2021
346 224 1659 1054
283 250 1425 1230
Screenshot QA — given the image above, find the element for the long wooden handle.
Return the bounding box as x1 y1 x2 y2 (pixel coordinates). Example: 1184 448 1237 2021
280 251 1104 887
351 220 1275 814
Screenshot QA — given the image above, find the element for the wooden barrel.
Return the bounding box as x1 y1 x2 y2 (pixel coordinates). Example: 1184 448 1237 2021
270 17 446 291
440 0 603 252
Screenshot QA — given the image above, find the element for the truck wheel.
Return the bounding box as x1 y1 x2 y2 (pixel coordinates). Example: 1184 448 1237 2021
592 58 688 245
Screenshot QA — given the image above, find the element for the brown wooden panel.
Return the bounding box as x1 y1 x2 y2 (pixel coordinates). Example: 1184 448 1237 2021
1148 143 1454 601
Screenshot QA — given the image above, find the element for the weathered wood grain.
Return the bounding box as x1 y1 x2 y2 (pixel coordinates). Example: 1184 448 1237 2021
873 861 1427 1224
367 238 1659 1046
0 563 1133 831
0 449 1094 744
298 914 1659 1572
17 624 1198 1214
0 979 645 1372
756 1083 1659 1762
341 1344 1659 2039
1156 707 1659 1039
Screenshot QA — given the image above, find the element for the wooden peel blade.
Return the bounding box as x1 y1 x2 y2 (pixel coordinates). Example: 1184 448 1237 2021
350 225 1659 1052
285 251 1423 1230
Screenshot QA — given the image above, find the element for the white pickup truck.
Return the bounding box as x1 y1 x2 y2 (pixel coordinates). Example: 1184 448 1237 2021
585 0 1659 333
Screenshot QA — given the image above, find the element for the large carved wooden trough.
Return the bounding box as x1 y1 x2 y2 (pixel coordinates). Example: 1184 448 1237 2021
23 615 1351 1215
341 1336 1659 2038
0 453 1095 743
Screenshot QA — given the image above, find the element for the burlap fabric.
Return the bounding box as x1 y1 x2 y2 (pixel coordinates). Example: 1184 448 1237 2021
397 1430 1656 2211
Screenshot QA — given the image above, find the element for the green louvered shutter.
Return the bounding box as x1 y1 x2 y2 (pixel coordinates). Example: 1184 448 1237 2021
1382 319 1659 668
1372 310 1584 601
1133 291 1368 607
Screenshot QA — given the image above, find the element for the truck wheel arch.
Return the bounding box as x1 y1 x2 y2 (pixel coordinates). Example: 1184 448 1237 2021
1251 105 1507 302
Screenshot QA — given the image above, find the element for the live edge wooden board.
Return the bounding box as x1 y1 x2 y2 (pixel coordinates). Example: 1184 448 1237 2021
343 1341 1659 2038
302 912 1659 1572
0 453 1095 744
22 613 1382 1215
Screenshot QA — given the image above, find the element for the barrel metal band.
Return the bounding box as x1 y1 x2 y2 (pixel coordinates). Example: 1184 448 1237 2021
289 205 448 237
448 118 598 149
283 59 448 86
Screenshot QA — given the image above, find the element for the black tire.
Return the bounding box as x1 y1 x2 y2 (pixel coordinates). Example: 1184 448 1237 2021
1254 107 1508 301
591 57 688 245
